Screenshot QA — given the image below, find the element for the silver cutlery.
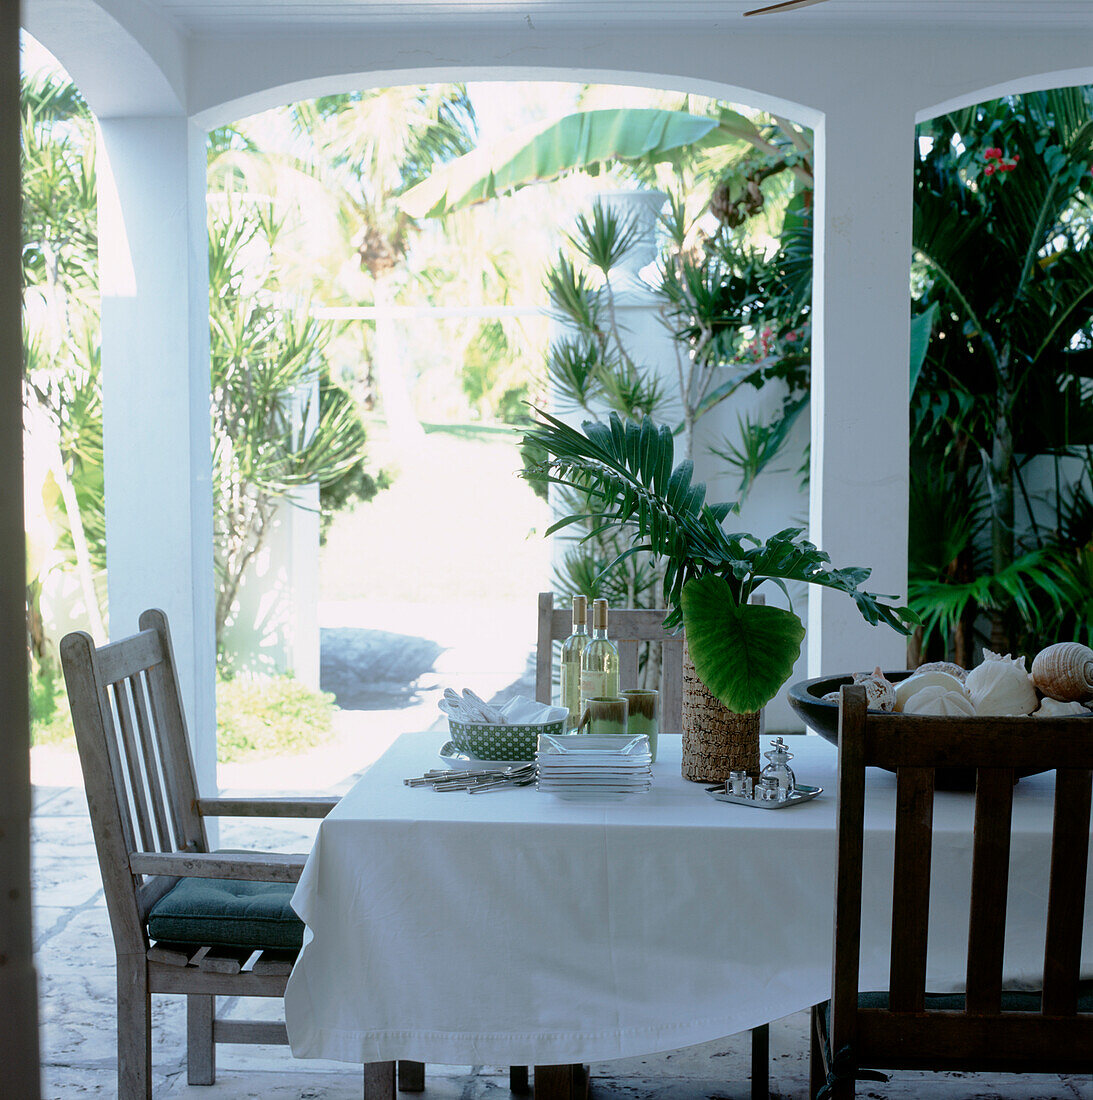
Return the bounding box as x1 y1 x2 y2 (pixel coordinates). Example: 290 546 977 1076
404 762 535 792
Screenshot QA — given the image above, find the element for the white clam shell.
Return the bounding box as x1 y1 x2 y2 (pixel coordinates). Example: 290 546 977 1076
902 686 976 717
965 650 1038 716
1032 697 1090 717
1031 642 1093 703
894 671 968 712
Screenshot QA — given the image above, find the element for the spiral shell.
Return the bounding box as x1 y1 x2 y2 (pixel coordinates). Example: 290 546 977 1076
851 667 896 712
1031 642 1093 703
914 660 967 683
965 650 1038 716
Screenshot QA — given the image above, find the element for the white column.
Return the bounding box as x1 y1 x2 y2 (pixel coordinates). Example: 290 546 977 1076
807 105 913 677
97 116 217 795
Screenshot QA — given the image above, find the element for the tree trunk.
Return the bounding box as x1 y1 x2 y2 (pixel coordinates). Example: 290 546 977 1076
987 372 1015 653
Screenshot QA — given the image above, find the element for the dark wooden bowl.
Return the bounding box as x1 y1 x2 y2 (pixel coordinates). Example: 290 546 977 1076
784 671 1084 791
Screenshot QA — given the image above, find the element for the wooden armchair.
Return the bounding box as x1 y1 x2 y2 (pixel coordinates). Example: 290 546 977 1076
60 608 412 1099
811 683 1093 1098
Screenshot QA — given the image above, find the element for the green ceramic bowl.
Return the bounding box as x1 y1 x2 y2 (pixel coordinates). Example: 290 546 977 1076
448 716 565 762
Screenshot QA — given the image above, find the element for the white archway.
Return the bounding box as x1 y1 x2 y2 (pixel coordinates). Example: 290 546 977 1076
22 0 1093 790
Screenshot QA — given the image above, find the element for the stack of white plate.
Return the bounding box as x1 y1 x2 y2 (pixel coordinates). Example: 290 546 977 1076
535 733 653 801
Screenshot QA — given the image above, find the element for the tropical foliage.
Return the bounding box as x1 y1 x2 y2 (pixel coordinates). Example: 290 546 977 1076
909 86 1093 661
524 408 916 712
21 69 105 716
207 198 379 655
511 99 816 635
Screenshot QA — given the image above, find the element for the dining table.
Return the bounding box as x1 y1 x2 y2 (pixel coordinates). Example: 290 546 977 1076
284 730 1093 1096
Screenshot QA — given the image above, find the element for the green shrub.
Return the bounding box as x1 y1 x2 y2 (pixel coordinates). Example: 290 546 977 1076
30 659 76 747
27 660 338 761
216 673 338 763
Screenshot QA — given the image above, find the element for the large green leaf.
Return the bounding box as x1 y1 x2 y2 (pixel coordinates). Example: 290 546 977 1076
399 108 720 218
681 574 805 713
909 301 938 396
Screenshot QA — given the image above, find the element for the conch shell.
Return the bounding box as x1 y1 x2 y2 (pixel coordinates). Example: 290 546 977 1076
914 660 967 683
1031 642 1093 703
902 685 976 717
964 650 1038 716
851 667 896 711
1033 697 1090 717
894 670 968 712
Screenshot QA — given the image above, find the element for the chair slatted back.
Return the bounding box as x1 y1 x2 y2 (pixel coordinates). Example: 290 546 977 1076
535 592 684 733
61 609 207 954
832 684 1093 1074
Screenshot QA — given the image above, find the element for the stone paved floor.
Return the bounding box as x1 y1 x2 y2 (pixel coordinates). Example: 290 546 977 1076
31 767 1093 1100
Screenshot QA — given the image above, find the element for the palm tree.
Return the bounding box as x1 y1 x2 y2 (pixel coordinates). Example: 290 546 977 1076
277 87 479 441
21 69 106 642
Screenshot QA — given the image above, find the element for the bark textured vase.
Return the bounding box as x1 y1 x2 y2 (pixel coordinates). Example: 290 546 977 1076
681 640 760 782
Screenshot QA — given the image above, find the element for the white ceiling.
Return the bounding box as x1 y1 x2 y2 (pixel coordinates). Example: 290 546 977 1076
155 0 1093 34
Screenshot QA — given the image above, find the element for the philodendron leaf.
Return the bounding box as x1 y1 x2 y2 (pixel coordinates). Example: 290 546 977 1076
681 574 806 714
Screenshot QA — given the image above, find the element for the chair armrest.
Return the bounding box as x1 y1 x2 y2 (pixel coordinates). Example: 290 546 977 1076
130 850 307 883
195 796 339 819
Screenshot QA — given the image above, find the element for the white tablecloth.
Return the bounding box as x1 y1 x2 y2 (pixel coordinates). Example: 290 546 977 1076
285 732 1093 1066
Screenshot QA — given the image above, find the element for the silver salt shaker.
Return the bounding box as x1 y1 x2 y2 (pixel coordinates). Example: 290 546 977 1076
757 776 780 802
729 769 748 796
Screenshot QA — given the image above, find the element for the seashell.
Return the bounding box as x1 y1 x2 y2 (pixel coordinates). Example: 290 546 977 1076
894 670 968 712
1032 697 1090 717
965 650 1038 716
1031 642 1093 703
821 691 841 704
915 660 967 683
851 667 896 711
902 686 976 717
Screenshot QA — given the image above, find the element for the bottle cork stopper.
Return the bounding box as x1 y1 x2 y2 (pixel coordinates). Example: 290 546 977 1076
592 598 608 630
572 595 587 624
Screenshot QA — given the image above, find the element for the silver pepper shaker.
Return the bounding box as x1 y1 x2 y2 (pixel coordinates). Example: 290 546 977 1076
729 769 748 796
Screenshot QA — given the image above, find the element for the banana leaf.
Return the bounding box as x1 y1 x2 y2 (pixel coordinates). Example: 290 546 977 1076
399 108 722 218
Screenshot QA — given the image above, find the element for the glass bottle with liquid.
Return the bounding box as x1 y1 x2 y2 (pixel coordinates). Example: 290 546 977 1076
559 595 589 732
579 598 619 713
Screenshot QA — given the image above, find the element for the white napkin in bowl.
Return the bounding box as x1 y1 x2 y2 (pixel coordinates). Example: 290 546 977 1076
496 696 568 725
439 690 567 726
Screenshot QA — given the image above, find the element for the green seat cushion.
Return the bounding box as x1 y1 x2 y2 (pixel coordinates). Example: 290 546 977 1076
147 877 303 951
822 981 1093 1035
855 983 1093 1014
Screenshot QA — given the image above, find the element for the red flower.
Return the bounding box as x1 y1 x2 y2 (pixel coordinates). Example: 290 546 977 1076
1000 163 1015 172
984 147 1002 160
984 164 996 175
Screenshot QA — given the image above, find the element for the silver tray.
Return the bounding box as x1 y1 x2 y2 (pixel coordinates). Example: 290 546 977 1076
704 782 823 809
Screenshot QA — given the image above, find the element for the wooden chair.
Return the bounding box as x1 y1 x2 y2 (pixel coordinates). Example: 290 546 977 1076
60 608 414 1099
810 683 1093 1099
535 591 685 728
534 591 770 1100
